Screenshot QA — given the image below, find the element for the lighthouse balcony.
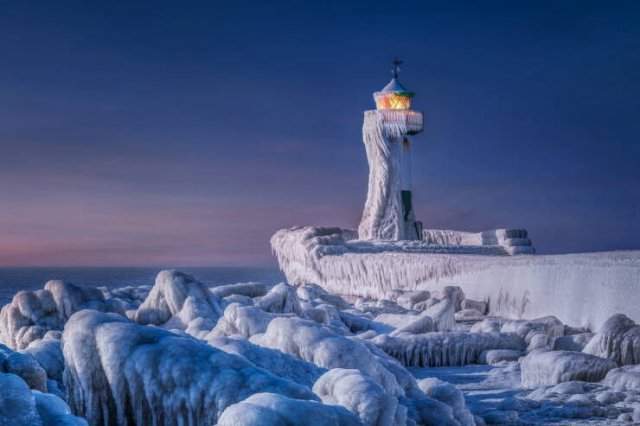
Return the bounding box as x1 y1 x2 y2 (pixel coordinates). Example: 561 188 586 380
365 109 424 137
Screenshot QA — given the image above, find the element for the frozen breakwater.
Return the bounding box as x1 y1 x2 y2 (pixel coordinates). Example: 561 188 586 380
272 226 640 329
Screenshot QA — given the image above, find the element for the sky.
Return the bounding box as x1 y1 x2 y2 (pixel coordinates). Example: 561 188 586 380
1 1 639 267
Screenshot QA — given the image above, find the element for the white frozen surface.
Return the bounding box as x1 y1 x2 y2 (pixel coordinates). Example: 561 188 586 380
1 267 637 425
272 226 640 329
63 309 315 425
583 313 640 365
134 270 222 332
313 368 405 426
372 331 525 367
217 392 362 426
520 350 616 388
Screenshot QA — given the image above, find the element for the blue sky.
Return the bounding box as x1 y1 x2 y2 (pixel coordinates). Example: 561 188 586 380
1 1 639 266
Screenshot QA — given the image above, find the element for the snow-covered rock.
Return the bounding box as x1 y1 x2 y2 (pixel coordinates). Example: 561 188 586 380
478 349 522 365
455 309 485 322
207 335 325 388
217 392 361 426
210 282 270 299
63 309 315 426
553 333 594 352
418 377 475 426
22 334 64 383
251 317 408 397
208 303 278 338
390 313 434 336
461 298 488 315
2 348 47 392
313 368 405 426
0 281 114 350
297 283 350 309
0 373 86 426
396 291 430 310
520 350 616 388
421 287 462 332
373 332 525 367
602 365 640 392
256 283 304 315
134 270 222 333
583 314 640 365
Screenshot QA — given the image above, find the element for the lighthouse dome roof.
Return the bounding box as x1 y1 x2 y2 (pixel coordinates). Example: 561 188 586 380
380 77 408 93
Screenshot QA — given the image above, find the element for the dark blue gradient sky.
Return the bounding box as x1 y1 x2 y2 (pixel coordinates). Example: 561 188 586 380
1 1 639 266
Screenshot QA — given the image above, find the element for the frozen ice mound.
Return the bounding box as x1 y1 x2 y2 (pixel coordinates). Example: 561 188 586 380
208 302 280 338
251 316 409 397
0 280 120 350
207 335 326 388
520 350 616 388
134 270 222 334
313 368 405 426
418 377 475 426
602 365 640 392
0 372 86 426
583 313 640 365
372 331 525 367
217 392 362 426
63 309 316 426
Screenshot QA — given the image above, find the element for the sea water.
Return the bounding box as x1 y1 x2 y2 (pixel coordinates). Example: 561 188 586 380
0 267 284 305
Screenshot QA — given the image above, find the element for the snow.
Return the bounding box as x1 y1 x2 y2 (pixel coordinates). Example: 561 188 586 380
272 226 640 328
520 350 617 387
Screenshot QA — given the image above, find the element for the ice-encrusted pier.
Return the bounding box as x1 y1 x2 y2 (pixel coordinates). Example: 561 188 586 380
271 226 640 329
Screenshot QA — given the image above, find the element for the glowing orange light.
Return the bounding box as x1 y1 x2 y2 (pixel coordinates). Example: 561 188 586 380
375 93 412 110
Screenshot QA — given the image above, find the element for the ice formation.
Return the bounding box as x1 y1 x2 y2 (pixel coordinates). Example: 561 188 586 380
251 317 407 396
0 372 86 426
217 393 361 426
520 350 617 387
583 313 640 365
209 302 279 338
417 377 475 426
207 335 325 388
134 270 222 333
0 280 119 350
372 331 525 367
602 365 640 391
313 368 405 425
63 309 315 426
0 265 638 425
272 225 640 328
358 110 423 241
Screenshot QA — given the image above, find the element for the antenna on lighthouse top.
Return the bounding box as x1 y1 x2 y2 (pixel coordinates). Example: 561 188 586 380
392 58 403 79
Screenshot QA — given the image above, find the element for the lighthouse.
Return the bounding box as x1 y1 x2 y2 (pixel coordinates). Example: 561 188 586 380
358 60 424 241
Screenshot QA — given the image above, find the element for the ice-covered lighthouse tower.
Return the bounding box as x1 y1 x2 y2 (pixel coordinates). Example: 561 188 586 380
358 59 424 241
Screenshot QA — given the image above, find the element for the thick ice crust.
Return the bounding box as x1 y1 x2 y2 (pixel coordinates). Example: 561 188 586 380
520 350 616 388
62 310 315 426
272 227 640 328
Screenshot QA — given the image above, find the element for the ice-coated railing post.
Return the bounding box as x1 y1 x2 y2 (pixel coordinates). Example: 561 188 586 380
358 61 424 240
